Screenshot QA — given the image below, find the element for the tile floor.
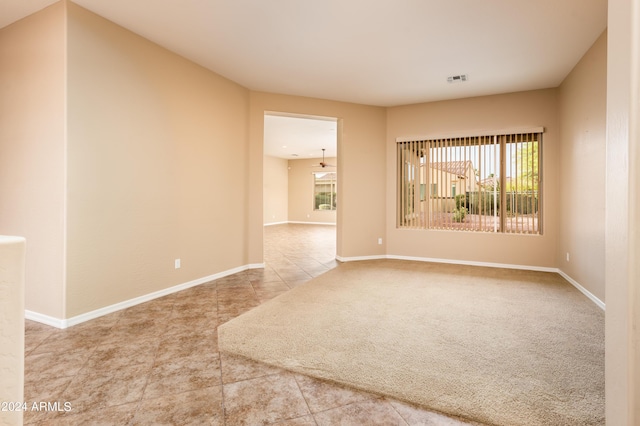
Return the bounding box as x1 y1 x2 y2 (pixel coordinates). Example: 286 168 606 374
24 224 476 425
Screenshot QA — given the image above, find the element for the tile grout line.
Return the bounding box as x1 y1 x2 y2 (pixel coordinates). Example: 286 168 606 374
59 323 119 420
292 374 320 426
126 298 177 423
215 282 229 426
387 399 411 426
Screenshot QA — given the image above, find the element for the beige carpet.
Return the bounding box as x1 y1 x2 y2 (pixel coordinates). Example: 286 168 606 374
218 260 604 426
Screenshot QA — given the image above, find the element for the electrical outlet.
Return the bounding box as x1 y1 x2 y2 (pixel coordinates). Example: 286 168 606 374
175 259 181 269
566 253 570 262
378 238 383 245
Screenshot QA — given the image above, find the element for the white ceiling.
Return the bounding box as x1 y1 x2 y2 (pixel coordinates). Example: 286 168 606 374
1 0 607 158
0 0 58 30
264 114 337 159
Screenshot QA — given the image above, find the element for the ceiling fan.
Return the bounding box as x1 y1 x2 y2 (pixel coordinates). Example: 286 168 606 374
312 149 335 168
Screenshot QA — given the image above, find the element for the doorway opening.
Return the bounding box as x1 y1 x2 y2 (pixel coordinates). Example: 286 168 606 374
262 112 339 282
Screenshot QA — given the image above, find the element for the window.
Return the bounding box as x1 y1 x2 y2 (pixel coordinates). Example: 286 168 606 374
314 172 337 210
397 131 542 234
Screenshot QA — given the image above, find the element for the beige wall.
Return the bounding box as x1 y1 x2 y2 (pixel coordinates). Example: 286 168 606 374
0 2 66 318
249 93 387 262
263 155 338 225
263 155 289 224
558 31 607 302
288 157 337 224
66 3 250 316
386 90 559 267
605 0 640 422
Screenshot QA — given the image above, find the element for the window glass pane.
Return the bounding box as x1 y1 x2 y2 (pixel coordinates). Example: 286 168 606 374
504 136 539 234
429 137 499 232
314 172 337 210
397 133 541 234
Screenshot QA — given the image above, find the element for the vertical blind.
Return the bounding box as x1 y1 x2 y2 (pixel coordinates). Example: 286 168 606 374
397 132 542 234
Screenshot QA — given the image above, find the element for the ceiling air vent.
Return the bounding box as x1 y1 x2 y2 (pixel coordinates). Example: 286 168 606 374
447 74 468 83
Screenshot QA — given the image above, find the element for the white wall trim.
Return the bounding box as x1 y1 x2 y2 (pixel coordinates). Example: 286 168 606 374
557 269 605 310
338 254 556 272
337 254 604 310
25 263 265 329
385 254 558 272
25 310 66 329
26 259 603 329
264 221 289 226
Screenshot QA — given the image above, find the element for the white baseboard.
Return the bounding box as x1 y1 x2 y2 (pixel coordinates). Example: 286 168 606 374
557 269 605 310
25 310 67 329
385 254 558 273
25 263 265 329
264 221 289 226
26 258 603 330
336 254 604 310
337 254 556 272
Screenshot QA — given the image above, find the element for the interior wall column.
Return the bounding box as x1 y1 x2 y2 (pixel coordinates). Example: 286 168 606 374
605 0 640 423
